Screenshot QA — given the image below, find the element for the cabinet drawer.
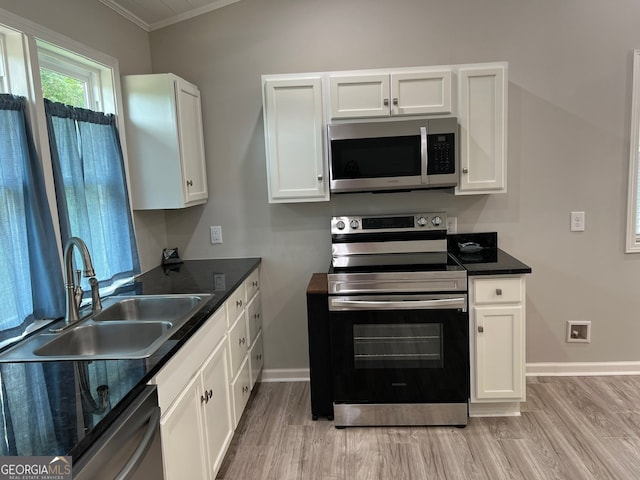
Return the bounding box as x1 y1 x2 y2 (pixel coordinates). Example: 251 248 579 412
227 314 248 378
231 358 251 427
246 268 260 301
249 330 264 389
247 292 262 346
474 277 522 304
226 283 247 326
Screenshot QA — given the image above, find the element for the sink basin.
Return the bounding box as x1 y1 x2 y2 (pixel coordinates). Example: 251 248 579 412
33 321 172 358
94 295 204 322
0 293 212 362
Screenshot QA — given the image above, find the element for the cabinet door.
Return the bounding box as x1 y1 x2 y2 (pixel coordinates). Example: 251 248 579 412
329 74 390 118
457 65 507 194
249 330 264 389
474 305 524 400
230 358 251 428
227 314 248 378
175 77 208 206
391 71 452 116
247 292 261 346
201 341 233 478
161 375 208 480
263 76 329 203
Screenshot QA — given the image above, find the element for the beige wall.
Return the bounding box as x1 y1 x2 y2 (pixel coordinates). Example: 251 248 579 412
0 0 166 272
149 0 640 371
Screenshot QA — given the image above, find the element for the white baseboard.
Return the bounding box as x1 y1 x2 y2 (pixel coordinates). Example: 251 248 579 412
526 361 640 377
260 368 310 383
259 363 640 384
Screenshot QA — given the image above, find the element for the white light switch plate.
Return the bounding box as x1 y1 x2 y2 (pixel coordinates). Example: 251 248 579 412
210 225 223 244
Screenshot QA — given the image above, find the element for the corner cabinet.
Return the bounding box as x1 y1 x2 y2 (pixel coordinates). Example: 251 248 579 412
328 69 452 119
150 266 262 479
455 64 507 194
469 275 526 417
122 73 208 210
262 75 329 203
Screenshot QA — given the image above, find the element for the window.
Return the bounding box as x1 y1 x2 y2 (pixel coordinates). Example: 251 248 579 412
627 50 640 252
0 13 139 339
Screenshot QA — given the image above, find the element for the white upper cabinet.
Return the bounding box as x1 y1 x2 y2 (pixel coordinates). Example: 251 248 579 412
122 73 208 210
455 64 507 194
329 69 452 119
262 75 329 203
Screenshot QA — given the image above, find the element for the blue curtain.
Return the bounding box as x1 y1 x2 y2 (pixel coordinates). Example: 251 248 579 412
0 95 64 340
0 95 70 456
44 100 140 290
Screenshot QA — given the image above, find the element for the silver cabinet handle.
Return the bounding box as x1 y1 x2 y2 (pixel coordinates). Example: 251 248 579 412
496 288 503 296
478 325 484 333
114 407 160 480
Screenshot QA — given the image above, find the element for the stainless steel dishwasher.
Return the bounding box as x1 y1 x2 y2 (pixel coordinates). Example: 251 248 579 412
73 385 164 479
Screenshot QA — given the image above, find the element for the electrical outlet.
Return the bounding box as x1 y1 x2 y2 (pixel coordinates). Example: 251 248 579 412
570 211 585 232
210 225 223 244
446 216 457 234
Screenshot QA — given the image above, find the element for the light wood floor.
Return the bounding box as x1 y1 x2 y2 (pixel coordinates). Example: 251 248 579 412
217 376 640 480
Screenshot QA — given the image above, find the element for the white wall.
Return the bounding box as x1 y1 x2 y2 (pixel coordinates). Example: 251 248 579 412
0 0 166 273
147 0 640 371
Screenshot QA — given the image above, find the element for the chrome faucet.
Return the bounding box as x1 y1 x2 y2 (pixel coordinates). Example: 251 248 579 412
63 237 100 325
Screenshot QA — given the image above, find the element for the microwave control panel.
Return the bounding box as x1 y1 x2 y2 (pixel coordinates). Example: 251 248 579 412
427 133 455 175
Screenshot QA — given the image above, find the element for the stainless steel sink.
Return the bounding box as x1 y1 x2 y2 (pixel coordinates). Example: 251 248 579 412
0 293 212 362
33 321 173 357
93 295 204 322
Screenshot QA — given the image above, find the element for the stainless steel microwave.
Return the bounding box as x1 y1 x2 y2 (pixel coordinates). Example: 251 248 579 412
328 117 458 193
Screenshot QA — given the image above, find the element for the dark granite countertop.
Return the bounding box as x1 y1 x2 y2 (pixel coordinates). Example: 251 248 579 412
0 258 260 461
448 232 532 276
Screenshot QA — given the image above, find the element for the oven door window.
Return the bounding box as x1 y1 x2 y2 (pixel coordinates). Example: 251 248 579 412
353 323 443 369
330 136 421 180
330 309 468 404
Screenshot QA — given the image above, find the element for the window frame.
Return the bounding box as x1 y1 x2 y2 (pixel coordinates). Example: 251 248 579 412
626 49 640 253
0 6 135 262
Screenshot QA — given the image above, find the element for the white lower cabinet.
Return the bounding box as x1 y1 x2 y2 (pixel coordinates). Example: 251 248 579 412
151 266 263 479
161 340 231 479
469 275 526 416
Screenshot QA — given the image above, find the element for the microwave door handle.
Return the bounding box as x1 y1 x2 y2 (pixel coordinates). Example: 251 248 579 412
420 126 429 186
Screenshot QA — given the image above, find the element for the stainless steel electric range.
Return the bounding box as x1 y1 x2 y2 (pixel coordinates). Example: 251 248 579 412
327 212 469 427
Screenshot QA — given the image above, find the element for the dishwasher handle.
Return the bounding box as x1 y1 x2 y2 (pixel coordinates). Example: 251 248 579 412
115 406 161 480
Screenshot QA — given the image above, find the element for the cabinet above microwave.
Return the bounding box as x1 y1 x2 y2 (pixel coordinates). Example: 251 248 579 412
261 61 507 203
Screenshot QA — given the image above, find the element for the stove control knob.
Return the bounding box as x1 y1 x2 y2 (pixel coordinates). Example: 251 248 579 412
417 216 428 227
431 216 442 226
335 220 346 230
349 220 360 230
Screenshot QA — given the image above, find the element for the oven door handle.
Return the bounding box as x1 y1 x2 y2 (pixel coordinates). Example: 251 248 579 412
330 297 467 310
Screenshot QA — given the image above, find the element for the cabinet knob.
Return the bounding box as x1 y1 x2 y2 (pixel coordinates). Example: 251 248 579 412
392 98 398 106
317 175 323 181
200 389 213 403
478 325 484 333
236 300 243 308
462 168 469 174
383 98 389 106
240 337 246 346
496 288 503 296
186 180 193 187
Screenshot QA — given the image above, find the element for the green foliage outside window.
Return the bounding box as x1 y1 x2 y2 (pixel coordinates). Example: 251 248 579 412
40 68 86 108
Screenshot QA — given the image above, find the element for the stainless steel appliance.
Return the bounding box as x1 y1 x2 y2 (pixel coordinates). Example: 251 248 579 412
73 385 164 479
328 213 469 427
328 118 458 194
